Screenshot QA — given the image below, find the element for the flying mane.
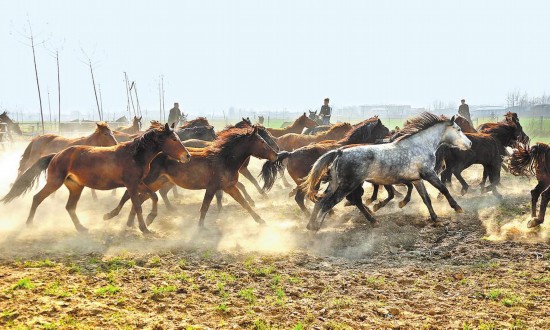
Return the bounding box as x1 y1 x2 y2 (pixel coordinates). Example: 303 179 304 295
392 112 448 142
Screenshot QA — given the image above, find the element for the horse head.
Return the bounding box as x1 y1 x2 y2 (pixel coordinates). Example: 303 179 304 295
250 127 278 162
445 115 472 150
157 123 191 163
94 122 118 146
299 112 318 128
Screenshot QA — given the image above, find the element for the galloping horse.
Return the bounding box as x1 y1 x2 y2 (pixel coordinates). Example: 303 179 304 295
17 122 118 177
117 116 142 134
509 142 550 228
276 122 353 151
180 117 211 129
104 126 278 227
301 112 472 231
0 111 23 142
176 126 217 141
2 124 191 234
265 113 318 138
261 118 389 215
453 114 477 133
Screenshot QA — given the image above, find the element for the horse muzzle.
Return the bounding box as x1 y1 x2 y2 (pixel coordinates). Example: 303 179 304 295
180 153 192 163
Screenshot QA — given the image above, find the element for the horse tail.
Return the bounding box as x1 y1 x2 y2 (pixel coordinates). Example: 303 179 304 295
509 142 538 176
18 140 34 175
434 144 450 174
300 149 342 201
2 154 55 203
260 151 292 192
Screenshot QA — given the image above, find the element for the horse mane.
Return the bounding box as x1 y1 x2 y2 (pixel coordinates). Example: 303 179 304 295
206 127 255 161
130 127 168 164
392 112 448 142
180 117 210 129
510 142 550 176
338 119 380 145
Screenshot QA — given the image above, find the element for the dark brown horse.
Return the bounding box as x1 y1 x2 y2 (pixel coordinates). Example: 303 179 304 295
117 116 142 134
104 126 278 227
0 111 23 142
179 117 211 129
454 114 477 133
265 113 318 138
261 118 390 215
276 122 353 151
2 124 190 234
509 142 550 228
176 126 217 141
17 122 118 177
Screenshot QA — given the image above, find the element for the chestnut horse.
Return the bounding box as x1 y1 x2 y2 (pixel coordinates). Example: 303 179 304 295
17 122 118 177
117 116 142 134
454 114 477 133
2 124 190 234
509 142 550 228
276 122 353 151
266 113 318 138
104 126 278 227
180 117 211 129
261 118 389 215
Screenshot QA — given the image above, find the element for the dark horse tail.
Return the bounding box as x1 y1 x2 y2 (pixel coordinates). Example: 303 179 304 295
509 142 549 176
300 149 343 202
17 140 34 176
260 151 292 192
2 154 55 203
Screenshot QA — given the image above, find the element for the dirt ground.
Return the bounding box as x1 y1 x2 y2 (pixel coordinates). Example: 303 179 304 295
0 144 549 329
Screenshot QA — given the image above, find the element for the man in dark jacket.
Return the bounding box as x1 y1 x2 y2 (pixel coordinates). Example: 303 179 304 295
168 102 182 127
319 98 332 125
458 99 472 125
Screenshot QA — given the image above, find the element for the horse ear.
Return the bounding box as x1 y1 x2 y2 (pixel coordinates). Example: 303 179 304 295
170 123 175 129
164 123 170 131
303 112 306 116
450 115 456 124
96 123 101 128
139 116 142 120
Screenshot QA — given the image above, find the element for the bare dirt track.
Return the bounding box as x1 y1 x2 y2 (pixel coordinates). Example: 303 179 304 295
0 144 549 329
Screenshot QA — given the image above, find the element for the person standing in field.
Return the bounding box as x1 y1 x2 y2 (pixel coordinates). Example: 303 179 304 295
168 102 182 127
458 99 472 125
319 98 332 125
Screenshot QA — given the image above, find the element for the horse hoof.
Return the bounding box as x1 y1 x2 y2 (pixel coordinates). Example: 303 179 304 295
454 205 464 213
398 200 408 208
146 216 156 226
255 218 266 225
370 220 380 228
527 219 543 228
249 201 256 208
437 193 444 201
103 212 116 220
460 188 468 196
432 220 444 227
364 198 373 206
77 226 89 233
372 204 381 212
344 201 353 207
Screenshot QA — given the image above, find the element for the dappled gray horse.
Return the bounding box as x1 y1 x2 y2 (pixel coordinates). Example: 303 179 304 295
301 112 472 231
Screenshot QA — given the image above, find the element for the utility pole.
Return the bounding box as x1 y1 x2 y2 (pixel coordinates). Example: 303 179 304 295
87 58 102 121
47 88 52 126
27 21 45 134
56 50 61 132
124 72 131 118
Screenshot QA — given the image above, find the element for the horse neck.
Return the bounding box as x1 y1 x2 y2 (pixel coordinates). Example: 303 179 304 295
396 124 446 152
288 119 306 133
215 138 257 171
488 126 515 146
131 139 163 167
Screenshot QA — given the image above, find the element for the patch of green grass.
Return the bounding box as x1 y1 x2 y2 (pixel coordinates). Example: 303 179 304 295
12 278 34 290
148 255 161 267
252 265 274 277
253 318 271 330
96 284 121 296
238 287 256 305
44 281 72 298
501 294 521 307
274 287 285 305
293 322 305 330
151 285 176 297
365 276 385 288
478 320 496 330
325 321 352 330
486 289 502 300
462 322 472 330
22 259 56 268
178 258 186 268
532 276 550 283
331 297 353 309
106 257 135 270
215 303 228 313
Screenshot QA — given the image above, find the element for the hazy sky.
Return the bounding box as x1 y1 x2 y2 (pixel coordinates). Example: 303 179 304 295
1 0 549 118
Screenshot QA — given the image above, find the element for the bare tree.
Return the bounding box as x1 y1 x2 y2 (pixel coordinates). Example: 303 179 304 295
506 90 521 108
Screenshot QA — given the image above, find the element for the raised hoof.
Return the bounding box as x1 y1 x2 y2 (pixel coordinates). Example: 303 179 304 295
103 211 117 220
288 189 297 197
255 218 266 225
370 220 380 228
437 193 444 201
146 214 156 226
248 201 256 208
126 220 135 228
460 188 468 196
260 192 269 199
344 200 353 207
76 225 89 233
364 198 374 206
398 199 409 208
372 203 382 212
141 229 154 237
432 220 445 227
454 205 464 213
527 218 543 228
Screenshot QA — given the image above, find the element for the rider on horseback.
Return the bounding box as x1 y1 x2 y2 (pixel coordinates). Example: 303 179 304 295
319 98 332 125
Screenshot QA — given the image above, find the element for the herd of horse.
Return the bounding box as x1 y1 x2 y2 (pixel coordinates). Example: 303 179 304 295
1 110 549 236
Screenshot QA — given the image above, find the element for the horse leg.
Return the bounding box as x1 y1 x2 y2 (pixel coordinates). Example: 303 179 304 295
479 166 489 190
103 190 131 220
280 171 292 188
307 185 350 231
216 190 223 212
437 168 453 200
143 188 159 226
159 183 175 211
528 188 550 228
223 185 265 224
372 185 395 212
412 180 438 222
26 180 63 227
421 170 463 213
240 166 267 197
295 189 310 217
198 188 217 227
365 184 379 205
346 185 378 225
64 180 87 233
127 187 151 234
172 186 180 198
236 181 255 207
452 169 469 195
91 189 98 201
398 183 414 208
485 165 502 199
530 181 545 219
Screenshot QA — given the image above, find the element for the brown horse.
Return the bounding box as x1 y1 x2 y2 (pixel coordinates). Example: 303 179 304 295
265 113 318 138
117 116 142 134
17 122 118 177
104 126 278 227
261 118 390 215
0 111 23 142
276 122 353 151
180 117 211 129
454 114 477 133
509 142 550 228
2 124 191 234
